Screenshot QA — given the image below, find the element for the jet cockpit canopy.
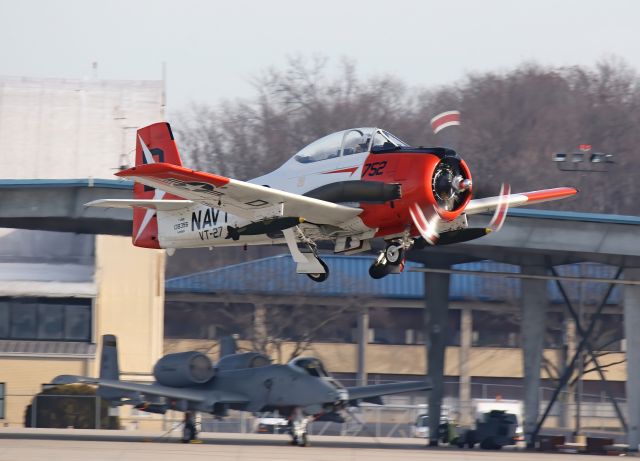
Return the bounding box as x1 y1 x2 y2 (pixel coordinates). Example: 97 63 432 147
289 357 331 378
293 128 409 164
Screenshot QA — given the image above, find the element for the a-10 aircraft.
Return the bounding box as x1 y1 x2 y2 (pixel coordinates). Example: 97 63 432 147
54 335 430 446
88 122 577 281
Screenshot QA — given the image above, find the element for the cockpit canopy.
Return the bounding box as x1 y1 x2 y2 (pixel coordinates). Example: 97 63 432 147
289 357 331 378
294 128 409 164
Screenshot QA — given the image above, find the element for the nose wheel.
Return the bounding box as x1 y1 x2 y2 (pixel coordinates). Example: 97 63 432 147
288 408 311 447
369 242 407 279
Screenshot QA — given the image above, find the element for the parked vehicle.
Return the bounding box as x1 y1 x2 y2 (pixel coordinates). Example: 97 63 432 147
457 410 519 449
256 415 289 434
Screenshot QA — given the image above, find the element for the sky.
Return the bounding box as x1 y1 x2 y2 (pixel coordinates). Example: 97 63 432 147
1 0 639 114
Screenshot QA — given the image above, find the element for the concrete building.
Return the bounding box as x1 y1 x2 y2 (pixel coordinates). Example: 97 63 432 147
0 76 164 179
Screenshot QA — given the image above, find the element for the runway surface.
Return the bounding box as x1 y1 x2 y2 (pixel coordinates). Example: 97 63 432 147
0 430 620 461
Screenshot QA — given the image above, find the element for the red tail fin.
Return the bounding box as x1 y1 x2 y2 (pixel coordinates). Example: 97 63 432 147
132 122 184 249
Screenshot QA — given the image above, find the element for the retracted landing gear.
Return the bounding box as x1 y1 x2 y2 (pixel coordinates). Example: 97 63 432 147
289 408 311 447
283 227 329 283
368 239 411 279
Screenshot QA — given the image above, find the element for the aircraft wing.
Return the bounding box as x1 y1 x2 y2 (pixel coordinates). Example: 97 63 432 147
52 375 249 404
114 163 362 226
464 187 578 215
85 199 194 211
346 380 431 402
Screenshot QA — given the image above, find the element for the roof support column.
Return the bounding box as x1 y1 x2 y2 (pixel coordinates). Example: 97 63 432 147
521 264 547 449
459 306 473 427
253 302 267 355
424 269 450 446
356 306 369 386
625 267 640 449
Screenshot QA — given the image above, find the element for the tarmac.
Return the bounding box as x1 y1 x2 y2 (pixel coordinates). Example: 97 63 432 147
0 429 628 461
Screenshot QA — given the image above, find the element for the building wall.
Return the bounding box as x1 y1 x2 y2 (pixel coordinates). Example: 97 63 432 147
94 235 165 376
0 76 164 179
0 74 167 429
164 338 627 382
0 357 89 426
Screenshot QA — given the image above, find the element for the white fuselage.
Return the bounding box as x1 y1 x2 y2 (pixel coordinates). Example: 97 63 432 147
156 152 370 249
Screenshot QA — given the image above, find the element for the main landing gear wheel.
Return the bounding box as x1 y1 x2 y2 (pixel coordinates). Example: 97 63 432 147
385 244 405 265
369 242 407 279
369 260 389 279
306 258 329 283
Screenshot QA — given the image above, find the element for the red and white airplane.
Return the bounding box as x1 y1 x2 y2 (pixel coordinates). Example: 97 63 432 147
88 122 577 281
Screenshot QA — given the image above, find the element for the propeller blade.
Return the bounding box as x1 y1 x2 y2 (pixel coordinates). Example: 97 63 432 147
488 183 511 232
409 203 440 245
430 110 461 134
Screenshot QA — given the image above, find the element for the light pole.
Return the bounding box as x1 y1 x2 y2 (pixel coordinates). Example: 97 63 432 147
553 147 612 441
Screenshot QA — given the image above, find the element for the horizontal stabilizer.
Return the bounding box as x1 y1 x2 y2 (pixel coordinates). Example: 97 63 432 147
85 199 193 211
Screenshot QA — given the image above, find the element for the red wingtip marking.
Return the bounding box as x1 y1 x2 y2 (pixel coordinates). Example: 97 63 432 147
523 187 578 202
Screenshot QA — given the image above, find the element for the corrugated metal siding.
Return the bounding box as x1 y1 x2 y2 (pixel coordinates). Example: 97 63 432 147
0 340 95 356
166 255 623 305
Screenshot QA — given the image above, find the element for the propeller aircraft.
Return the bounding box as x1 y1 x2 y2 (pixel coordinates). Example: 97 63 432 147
88 121 577 281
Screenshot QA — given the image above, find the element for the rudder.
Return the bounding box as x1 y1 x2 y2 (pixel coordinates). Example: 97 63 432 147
132 122 184 248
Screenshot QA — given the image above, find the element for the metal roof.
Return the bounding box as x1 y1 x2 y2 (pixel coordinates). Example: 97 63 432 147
505 208 640 226
0 340 96 358
1 179 638 225
0 179 133 189
166 254 622 305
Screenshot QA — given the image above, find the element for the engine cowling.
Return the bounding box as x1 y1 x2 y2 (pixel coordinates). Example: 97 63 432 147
359 148 472 237
153 351 215 387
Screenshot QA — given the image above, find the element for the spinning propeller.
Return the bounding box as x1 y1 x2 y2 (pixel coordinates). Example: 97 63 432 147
408 111 511 245
410 183 510 245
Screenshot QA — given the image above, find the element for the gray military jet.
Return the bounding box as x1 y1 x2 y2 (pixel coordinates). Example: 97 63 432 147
54 334 430 446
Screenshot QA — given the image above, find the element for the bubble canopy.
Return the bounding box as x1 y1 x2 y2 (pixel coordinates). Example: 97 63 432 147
293 128 408 164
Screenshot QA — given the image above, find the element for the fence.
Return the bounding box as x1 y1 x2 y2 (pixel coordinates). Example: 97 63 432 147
7 381 627 435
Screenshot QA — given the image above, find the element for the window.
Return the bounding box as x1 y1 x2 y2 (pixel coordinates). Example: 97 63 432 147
0 297 92 342
294 131 344 163
38 305 64 340
341 129 370 156
0 383 4 419
10 303 37 339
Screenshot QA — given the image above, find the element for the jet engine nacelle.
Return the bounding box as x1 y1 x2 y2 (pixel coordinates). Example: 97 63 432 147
153 351 215 387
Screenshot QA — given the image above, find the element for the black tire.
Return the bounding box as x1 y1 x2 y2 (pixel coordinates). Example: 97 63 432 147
480 437 500 450
306 258 329 283
385 244 405 265
466 430 476 449
368 263 389 279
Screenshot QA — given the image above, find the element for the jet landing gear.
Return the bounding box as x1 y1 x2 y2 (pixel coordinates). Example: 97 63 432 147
288 408 312 447
369 241 409 279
